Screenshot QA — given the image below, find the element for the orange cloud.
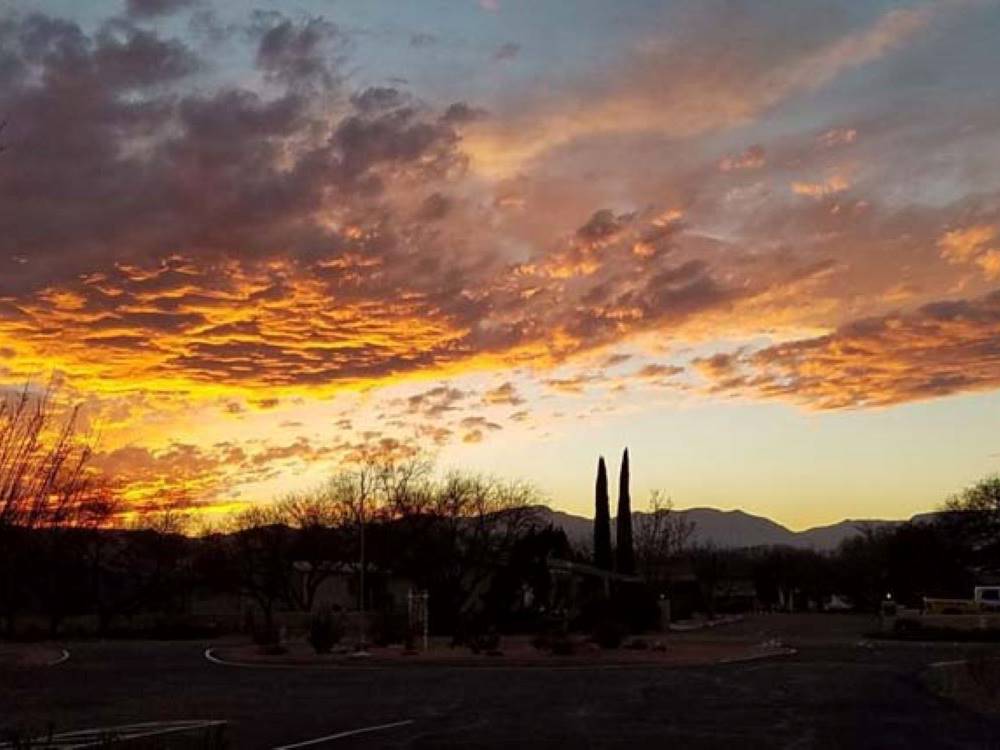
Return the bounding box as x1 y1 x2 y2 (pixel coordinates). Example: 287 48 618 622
791 174 851 198
938 225 1000 279
694 289 1000 409
719 145 766 172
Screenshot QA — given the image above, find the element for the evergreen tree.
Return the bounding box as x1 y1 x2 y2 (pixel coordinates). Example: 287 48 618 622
616 448 635 574
593 456 612 570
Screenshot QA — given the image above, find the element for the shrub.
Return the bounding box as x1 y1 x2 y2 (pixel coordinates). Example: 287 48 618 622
532 611 569 653
611 583 661 632
467 628 501 655
592 618 625 649
251 621 280 649
372 608 408 647
549 634 575 656
308 610 343 655
403 631 418 654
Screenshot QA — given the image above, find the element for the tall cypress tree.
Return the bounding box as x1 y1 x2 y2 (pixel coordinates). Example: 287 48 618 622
593 456 612 570
616 447 635 574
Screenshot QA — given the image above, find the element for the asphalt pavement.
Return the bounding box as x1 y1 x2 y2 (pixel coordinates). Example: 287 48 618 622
4 616 1000 749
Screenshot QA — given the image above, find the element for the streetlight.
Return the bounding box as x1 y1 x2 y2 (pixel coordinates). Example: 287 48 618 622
353 478 370 657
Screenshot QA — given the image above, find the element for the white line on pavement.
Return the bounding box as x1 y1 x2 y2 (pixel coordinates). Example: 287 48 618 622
272 720 415 749
49 648 70 666
927 658 970 669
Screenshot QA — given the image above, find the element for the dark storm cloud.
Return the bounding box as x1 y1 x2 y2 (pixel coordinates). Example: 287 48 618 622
125 0 198 19
253 13 343 90
493 42 520 61
576 209 631 242
441 102 487 124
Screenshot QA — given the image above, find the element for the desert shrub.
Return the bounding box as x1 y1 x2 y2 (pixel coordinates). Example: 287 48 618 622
467 628 501 655
893 617 919 634
308 609 343 654
592 618 625 649
403 631 418 654
549 634 575 655
611 583 661 632
532 611 568 651
531 611 575 655
531 612 576 656
373 608 408 646
251 621 280 651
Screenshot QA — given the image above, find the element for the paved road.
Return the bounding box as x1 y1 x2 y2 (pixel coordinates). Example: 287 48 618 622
4 620 1000 748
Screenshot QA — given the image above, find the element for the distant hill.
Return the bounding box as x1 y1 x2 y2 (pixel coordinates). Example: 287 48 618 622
532 505 913 551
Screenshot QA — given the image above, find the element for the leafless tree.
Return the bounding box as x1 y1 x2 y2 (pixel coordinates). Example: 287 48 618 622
0 386 100 530
0 385 114 635
219 450 545 641
414 471 543 630
634 490 696 585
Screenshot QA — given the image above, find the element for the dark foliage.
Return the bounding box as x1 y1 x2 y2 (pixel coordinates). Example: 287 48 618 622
592 617 625 649
308 609 343 654
594 457 612 570
466 628 501 655
615 448 635 575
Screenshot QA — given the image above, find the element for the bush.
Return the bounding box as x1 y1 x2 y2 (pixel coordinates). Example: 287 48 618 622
372 608 408 647
532 611 568 652
549 634 575 656
257 642 287 656
531 611 576 655
530 632 551 651
308 610 343 655
592 618 625 649
403 631 418 654
611 583 661 632
251 620 280 649
467 628 501 655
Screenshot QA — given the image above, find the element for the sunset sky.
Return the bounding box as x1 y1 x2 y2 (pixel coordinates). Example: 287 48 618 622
2 0 999 529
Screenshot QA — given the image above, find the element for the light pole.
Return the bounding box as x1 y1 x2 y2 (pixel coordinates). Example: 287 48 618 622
356 483 369 655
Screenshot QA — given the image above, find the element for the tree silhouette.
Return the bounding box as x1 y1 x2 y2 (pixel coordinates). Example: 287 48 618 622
615 448 635 574
593 456 612 570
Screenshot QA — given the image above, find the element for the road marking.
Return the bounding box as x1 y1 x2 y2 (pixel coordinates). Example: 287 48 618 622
49 648 70 666
928 658 971 669
204 647 227 665
0 720 227 749
273 720 415 749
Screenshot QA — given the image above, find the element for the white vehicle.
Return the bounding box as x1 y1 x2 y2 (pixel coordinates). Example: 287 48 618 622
974 586 1000 610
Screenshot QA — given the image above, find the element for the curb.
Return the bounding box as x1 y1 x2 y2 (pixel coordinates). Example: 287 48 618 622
204 646 786 672
669 615 745 633
717 647 798 665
